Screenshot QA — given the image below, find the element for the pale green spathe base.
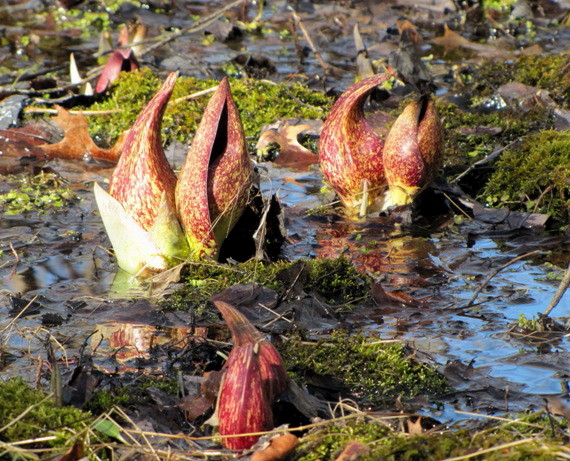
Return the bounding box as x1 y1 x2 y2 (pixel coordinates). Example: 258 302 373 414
94 183 189 276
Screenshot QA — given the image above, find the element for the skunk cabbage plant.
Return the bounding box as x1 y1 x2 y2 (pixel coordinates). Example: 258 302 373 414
217 343 273 451
213 300 288 451
319 72 443 217
94 74 254 275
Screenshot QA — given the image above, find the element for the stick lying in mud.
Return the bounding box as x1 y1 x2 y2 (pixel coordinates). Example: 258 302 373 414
466 250 541 307
543 261 570 317
289 7 339 76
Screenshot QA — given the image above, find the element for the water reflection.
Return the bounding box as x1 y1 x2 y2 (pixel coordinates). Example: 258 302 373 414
91 323 207 372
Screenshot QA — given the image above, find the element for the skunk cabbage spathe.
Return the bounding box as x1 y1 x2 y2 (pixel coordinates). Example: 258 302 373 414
319 73 394 216
94 72 188 275
383 96 444 207
213 300 289 451
217 343 273 451
176 77 254 260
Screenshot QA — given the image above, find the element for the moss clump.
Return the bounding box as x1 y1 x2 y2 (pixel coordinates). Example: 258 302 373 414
481 130 570 222
0 172 77 215
163 257 371 311
279 332 448 407
436 102 551 171
86 376 178 413
87 68 333 146
0 377 91 446
475 54 570 107
295 411 567 461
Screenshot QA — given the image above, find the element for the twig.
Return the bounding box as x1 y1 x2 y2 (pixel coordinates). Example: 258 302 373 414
172 85 218 104
442 438 536 461
289 7 335 75
465 250 541 307
543 261 570 317
452 139 519 184
24 107 121 115
140 0 247 57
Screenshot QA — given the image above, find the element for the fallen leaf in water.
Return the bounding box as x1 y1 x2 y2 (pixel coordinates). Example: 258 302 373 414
396 19 423 45
497 82 555 112
39 106 126 162
0 124 54 162
472 203 549 230
256 121 318 168
371 282 426 307
250 433 299 461
431 25 510 58
334 440 370 461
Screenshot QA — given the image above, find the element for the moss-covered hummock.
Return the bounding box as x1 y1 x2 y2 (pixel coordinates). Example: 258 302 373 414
0 172 77 215
0 378 91 448
85 376 179 413
162 257 371 311
474 54 570 108
87 68 333 147
437 102 552 171
295 411 568 461
279 332 448 407
482 130 570 223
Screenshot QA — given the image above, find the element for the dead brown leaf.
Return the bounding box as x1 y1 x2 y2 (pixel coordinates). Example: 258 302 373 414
396 19 423 45
53 441 83 461
407 417 424 436
250 433 299 461
39 106 125 162
334 440 370 461
256 121 318 169
431 25 511 58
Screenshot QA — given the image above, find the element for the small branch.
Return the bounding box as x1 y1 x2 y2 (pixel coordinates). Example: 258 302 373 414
172 85 218 104
24 107 121 115
289 7 336 76
452 139 519 184
141 0 247 57
543 261 570 317
465 250 541 307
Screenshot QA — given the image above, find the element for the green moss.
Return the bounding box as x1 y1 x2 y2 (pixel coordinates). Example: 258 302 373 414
0 172 77 215
483 0 518 12
280 332 448 407
475 54 570 107
295 412 567 461
87 69 333 147
436 102 551 171
163 257 371 311
481 130 570 222
86 376 178 413
0 378 91 446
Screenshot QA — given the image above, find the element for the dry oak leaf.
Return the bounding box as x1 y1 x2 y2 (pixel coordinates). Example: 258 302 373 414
39 106 126 163
334 440 371 461
256 121 318 168
249 433 299 461
431 25 510 58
